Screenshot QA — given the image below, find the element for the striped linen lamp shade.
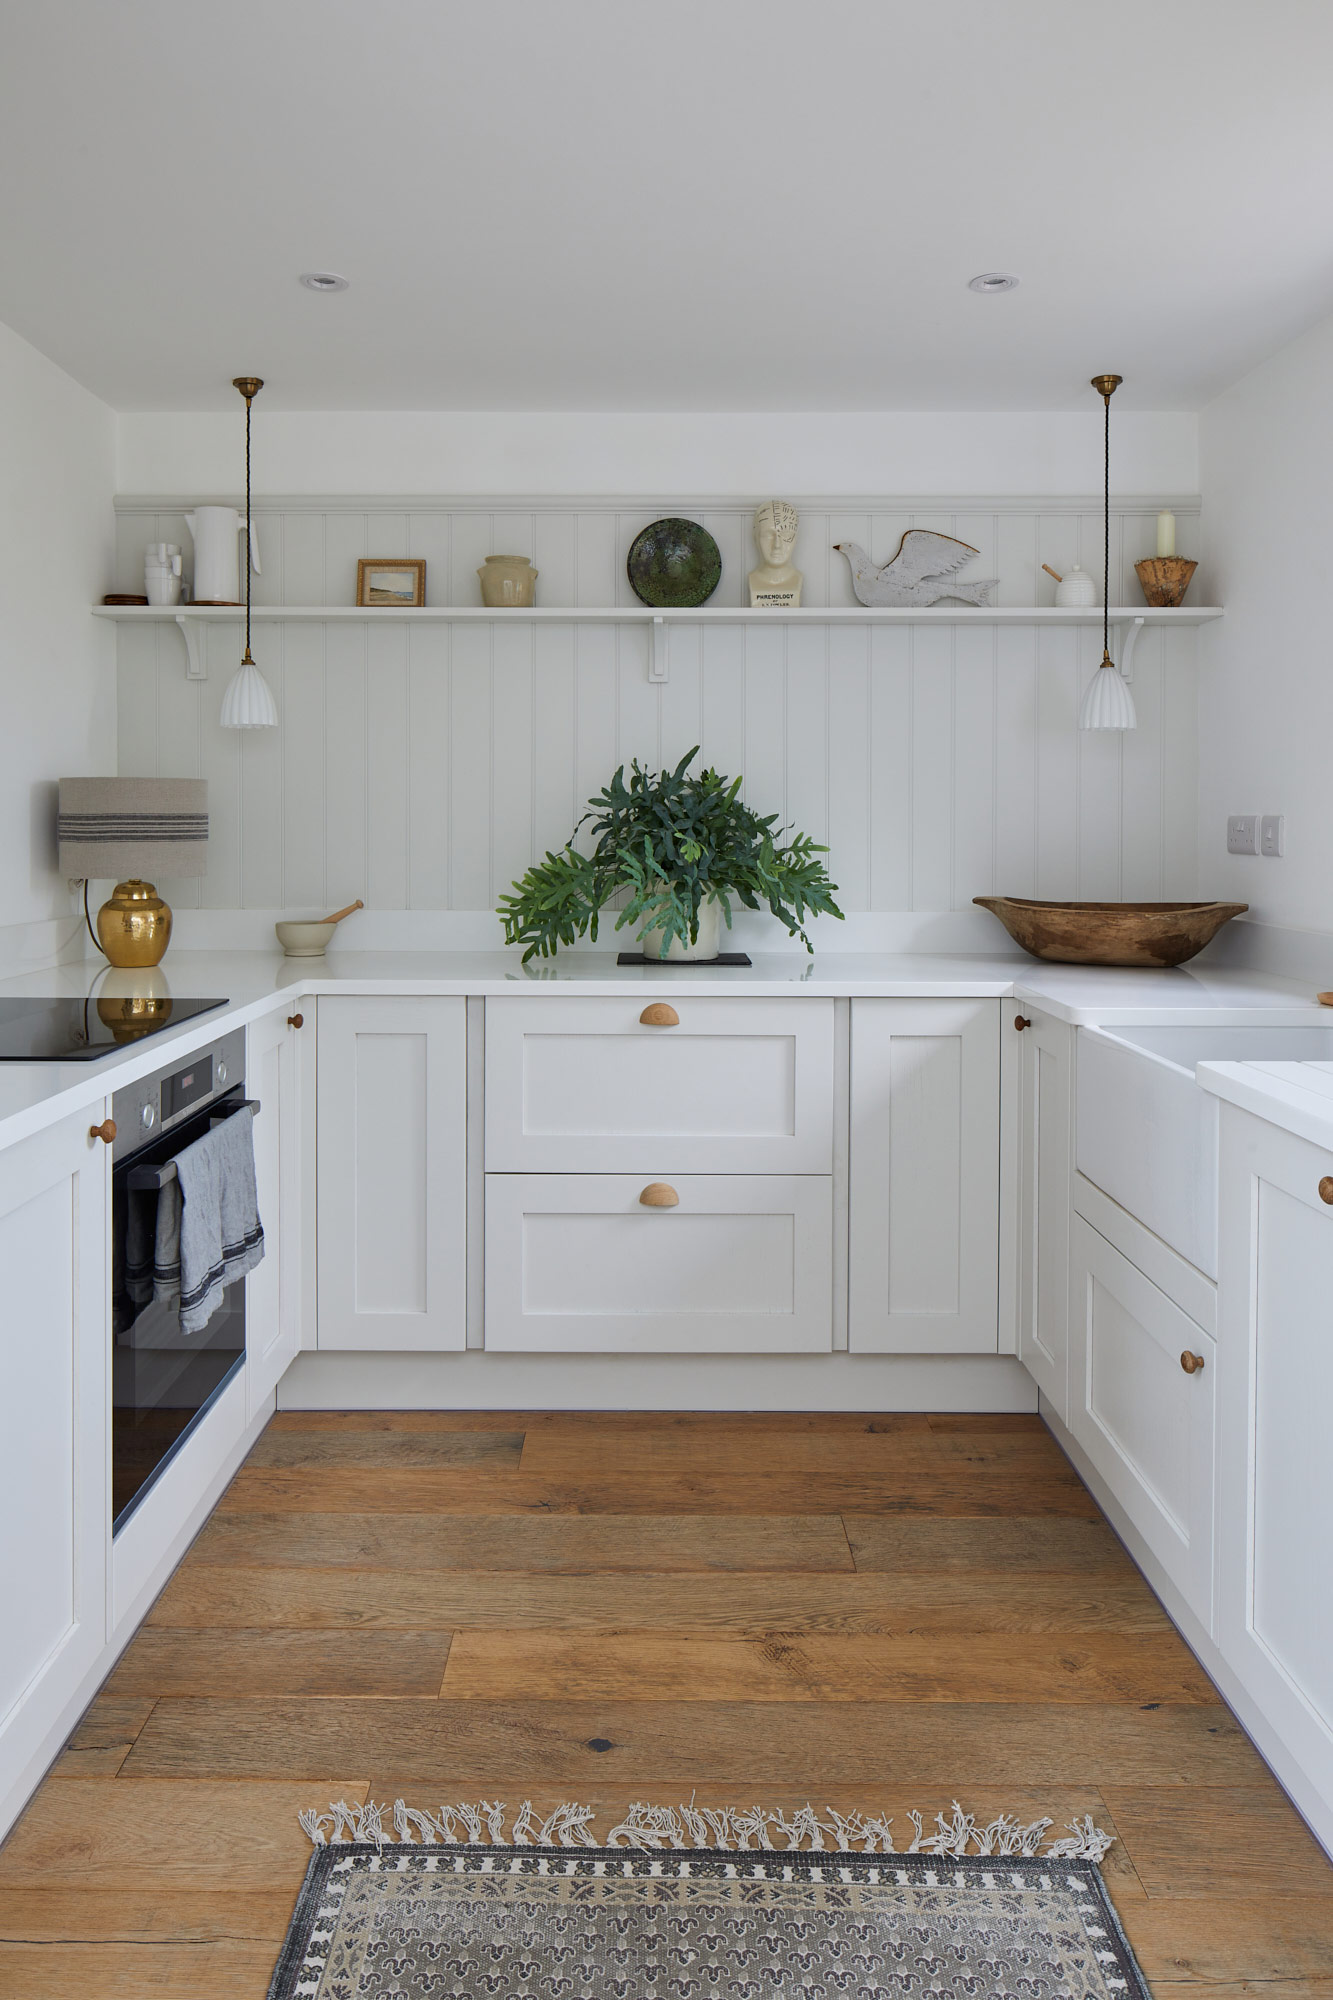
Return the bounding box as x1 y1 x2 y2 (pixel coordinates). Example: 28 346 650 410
58 778 208 966
57 777 208 879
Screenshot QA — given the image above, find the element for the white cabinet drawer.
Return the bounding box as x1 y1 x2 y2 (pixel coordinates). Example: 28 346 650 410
484 1173 833 1352
485 996 833 1173
1069 1215 1216 1629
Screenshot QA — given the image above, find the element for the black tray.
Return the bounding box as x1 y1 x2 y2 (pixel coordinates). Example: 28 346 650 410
616 952 751 967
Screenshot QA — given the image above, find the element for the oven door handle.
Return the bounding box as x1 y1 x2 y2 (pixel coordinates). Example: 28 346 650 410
125 1098 261 1192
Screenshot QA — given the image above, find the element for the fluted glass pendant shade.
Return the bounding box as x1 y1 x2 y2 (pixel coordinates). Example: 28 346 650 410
1079 649 1138 730
220 648 279 728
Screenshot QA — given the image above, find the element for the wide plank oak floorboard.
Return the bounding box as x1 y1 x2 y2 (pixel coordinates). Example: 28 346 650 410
1 1408 1328 2000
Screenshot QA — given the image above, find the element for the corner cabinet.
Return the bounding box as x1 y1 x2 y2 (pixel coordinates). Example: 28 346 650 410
1216 1104 1333 1817
1014 1005 1073 1418
0 1107 108 1814
316 994 467 1350
848 998 1001 1352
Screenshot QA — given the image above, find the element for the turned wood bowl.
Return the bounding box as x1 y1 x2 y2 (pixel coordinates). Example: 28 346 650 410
1134 556 1197 607
973 896 1248 967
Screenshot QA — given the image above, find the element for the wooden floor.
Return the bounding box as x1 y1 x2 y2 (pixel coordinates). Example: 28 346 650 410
3 1410 1332 1997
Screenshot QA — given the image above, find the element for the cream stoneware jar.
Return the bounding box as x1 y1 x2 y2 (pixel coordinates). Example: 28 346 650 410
638 897 723 962
478 555 538 607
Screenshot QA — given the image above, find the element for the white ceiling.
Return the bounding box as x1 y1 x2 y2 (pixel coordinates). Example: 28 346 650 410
3 0 1333 413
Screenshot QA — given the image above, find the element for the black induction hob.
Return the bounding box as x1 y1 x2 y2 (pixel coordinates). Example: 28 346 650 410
0 995 228 1061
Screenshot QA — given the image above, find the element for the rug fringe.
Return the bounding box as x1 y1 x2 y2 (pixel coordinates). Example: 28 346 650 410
298 1797 1114 1863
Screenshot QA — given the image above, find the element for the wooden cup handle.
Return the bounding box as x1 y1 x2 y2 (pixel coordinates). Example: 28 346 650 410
1319 1177 1333 1206
639 1182 680 1208
640 1003 680 1028
1180 1350 1206 1375
89 1118 116 1145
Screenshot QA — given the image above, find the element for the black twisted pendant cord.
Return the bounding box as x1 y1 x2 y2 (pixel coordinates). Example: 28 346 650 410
1096 388 1112 664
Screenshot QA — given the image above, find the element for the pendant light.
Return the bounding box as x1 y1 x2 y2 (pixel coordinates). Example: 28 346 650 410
220 376 278 730
1078 372 1137 732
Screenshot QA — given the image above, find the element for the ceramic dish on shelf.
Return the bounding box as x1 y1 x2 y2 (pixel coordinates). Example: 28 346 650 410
626 518 722 608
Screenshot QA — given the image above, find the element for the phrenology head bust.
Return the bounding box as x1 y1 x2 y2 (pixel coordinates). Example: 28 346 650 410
755 499 799 565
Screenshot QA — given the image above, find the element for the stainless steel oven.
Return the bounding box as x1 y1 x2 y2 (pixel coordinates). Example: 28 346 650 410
110 1027 250 1532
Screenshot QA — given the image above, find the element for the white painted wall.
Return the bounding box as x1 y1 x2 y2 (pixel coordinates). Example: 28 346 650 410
1199 310 1333 939
116 410 1198 501
0 320 115 955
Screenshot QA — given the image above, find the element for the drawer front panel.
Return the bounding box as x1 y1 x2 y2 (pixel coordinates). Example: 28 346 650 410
485 997 833 1173
1070 1215 1216 1628
485 1173 833 1352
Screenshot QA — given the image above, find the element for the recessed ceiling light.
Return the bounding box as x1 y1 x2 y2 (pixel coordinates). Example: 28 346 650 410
968 272 1019 294
299 271 349 293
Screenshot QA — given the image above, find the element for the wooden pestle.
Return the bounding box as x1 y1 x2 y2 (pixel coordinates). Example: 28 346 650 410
320 899 365 926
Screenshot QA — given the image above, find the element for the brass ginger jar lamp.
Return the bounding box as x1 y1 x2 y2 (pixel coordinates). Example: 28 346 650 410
58 776 208 967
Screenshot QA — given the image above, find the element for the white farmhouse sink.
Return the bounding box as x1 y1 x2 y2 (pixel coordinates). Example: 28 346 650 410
1077 1023 1333 1277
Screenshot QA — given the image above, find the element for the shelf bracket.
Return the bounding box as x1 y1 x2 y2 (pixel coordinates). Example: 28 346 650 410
648 615 669 684
1113 615 1145 684
175 614 208 681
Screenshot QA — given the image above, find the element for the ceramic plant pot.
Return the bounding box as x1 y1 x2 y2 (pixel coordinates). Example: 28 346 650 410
478 555 538 607
638 896 723 962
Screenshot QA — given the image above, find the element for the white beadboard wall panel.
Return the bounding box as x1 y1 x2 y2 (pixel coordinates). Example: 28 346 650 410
121 493 1204 915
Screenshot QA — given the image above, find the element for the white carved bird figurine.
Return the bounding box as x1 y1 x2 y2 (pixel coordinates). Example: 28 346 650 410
834 530 998 608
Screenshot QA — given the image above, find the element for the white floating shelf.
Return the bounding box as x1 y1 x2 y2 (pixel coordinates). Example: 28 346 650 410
94 603 1223 625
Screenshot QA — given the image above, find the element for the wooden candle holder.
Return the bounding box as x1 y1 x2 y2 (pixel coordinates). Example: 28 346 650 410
1135 556 1197 607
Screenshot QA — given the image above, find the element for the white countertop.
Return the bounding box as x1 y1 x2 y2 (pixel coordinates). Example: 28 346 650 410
0 945 1322 1154
1198 1057 1333 1150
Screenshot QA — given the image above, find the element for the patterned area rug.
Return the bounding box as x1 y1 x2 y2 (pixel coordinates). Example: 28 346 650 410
270 1800 1149 1998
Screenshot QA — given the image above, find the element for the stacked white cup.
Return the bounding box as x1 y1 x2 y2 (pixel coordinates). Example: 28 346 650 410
144 543 183 605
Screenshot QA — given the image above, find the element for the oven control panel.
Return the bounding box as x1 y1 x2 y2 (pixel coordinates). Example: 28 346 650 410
111 1025 245 1159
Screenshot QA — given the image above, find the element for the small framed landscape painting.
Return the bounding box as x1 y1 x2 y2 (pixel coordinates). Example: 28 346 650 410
356 558 426 607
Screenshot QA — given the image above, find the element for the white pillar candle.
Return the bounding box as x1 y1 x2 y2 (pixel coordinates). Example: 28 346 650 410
1156 510 1176 557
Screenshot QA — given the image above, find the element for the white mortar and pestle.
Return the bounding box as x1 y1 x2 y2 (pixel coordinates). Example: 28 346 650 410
275 900 364 957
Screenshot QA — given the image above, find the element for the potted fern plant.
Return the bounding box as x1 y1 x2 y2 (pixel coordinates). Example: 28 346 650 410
498 748 843 963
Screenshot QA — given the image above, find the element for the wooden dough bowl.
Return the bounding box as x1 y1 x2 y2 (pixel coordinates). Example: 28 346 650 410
974 895 1248 967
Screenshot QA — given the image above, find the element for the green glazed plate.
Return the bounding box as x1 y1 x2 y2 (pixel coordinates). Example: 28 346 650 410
626 518 722 607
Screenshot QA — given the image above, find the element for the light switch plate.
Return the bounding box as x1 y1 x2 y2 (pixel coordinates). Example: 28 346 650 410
1261 814 1285 857
1227 814 1258 855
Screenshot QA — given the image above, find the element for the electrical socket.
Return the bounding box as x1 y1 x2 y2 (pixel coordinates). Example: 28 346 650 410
1227 814 1258 855
1261 814 1285 857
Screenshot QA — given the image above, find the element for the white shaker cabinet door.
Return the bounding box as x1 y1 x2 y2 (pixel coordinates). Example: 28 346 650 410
245 1001 307 1408
316 995 466 1351
0 1107 108 1815
1069 1215 1216 1629
848 998 1000 1353
1015 1007 1073 1417
1217 1106 1333 1811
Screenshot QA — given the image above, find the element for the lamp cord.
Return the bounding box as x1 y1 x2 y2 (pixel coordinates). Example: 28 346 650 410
243 394 250 660
1096 388 1112 664
83 878 104 956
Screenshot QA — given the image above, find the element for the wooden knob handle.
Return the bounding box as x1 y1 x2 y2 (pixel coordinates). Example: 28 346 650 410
89 1118 116 1145
287 1013 304 1029
1180 1350 1205 1375
639 1182 680 1208
1014 1015 1031 1032
1320 1177 1333 1206
640 1003 679 1028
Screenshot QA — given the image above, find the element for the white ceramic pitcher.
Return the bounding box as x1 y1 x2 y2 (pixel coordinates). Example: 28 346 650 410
185 506 261 604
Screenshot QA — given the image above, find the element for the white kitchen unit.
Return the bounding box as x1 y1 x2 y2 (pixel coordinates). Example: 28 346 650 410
0 1107 108 1819
245 1000 308 1411
1216 1103 1333 1826
316 994 467 1351
849 998 1000 1353
1067 1212 1216 1630
485 1172 833 1352
1014 1005 1073 1420
485 995 834 1174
